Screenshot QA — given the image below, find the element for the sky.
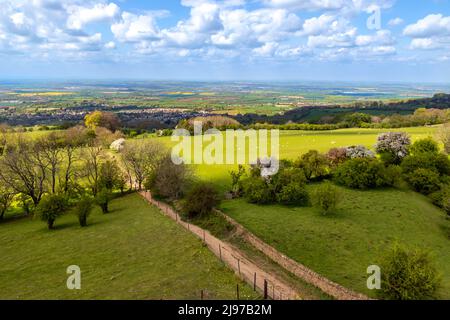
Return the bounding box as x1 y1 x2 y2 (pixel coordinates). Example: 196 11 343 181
0 0 450 82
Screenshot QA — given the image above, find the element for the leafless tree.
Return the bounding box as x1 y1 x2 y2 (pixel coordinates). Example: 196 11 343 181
0 184 15 220
437 123 450 154
120 140 166 190
0 135 48 206
82 143 104 196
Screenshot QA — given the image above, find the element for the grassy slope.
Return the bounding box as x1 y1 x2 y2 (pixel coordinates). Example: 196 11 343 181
220 185 450 299
0 193 258 300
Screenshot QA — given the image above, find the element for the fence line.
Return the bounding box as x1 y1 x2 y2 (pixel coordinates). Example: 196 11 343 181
139 191 301 300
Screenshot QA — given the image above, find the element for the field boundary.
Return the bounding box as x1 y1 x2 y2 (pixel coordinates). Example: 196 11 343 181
215 209 370 300
139 191 302 300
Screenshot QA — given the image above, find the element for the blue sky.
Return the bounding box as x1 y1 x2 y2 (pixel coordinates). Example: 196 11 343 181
1 0 450 82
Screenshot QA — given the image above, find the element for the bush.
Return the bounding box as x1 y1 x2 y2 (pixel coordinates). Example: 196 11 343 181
95 189 112 214
410 137 440 155
242 177 275 204
378 243 440 300
37 194 69 230
401 153 450 177
380 165 403 187
277 183 309 206
375 132 411 165
333 158 388 189
74 196 93 227
326 148 348 167
312 182 341 215
272 167 307 194
182 184 221 219
405 168 441 195
345 145 375 159
296 150 329 180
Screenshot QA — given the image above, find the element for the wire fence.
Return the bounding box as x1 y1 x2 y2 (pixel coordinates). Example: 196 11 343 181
140 191 300 300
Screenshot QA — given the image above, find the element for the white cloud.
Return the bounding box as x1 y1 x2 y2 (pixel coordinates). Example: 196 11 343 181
403 14 450 38
112 12 161 42
355 30 394 46
388 17 403 26
67 2 120 30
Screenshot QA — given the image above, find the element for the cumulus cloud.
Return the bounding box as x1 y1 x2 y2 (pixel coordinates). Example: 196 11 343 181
66 2 120 30
403 14 450 38
404 14 450 51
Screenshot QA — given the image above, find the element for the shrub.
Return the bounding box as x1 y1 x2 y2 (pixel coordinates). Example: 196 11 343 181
146 155 192 200
334 158 388 189
277 183 309 206
312 182 341 215
380 165 403 187
375 132 411 164
74 196 93 227
345 145 375 159
326 147 348 167
404 168 441 195
229 165 247 197
37 194 69 230
296 150 329 180
242 177 275 204
182 183 221 219
410 137 440 155
378 243 440 300
272 167 307 194
401 153 450 177
95 188 112 214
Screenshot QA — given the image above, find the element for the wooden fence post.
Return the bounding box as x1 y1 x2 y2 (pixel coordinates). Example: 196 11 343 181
219 245 222 260
237 259 241 276
264 280 268 300
253 272 256 291
236 284 240 300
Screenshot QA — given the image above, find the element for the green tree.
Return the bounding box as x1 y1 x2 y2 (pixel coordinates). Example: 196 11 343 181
37 194 68 230
378 243 440 300
312 182 342 215
95 188 112 214
182 183 221 218
74 196 93 227
410 137 440 155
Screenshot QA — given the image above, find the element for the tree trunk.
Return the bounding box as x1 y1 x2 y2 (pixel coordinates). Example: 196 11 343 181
47 219 55 230
79 216 87 227
101 203 109 214
0 209 5 220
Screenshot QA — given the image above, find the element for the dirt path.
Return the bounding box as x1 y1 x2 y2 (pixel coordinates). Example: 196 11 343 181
139 191 302 300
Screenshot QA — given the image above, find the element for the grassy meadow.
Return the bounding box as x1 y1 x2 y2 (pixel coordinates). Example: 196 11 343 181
0 194 258 300
140 125 450 298
148 126 439 191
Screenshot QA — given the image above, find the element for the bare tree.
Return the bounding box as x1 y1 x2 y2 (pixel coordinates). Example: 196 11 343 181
0 184 15 220
82 143 104 196
60 126 89 194
121 140 166 190
36 132 64 194
0 135 48 206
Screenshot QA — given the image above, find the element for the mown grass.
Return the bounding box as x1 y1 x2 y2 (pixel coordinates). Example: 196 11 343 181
220 185 450 299
0 193 259 300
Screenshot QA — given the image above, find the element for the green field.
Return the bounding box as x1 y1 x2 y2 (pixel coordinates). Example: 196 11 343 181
0 193 258 300
151 126 439 191
220 186 450 299
145 125 449 299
